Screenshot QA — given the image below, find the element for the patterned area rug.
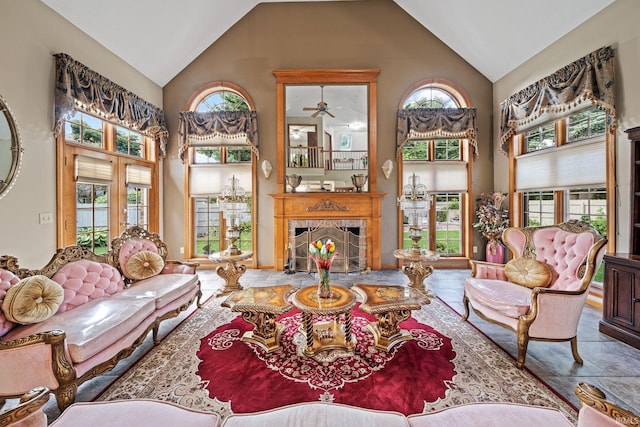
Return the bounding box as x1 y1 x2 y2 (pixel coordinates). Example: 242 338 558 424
195 305 456 414
97 295 577 422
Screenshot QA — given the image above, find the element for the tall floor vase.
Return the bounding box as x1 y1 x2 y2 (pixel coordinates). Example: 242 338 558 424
486 240 505 264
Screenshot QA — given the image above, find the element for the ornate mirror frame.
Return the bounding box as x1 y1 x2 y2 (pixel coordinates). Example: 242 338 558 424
0 95 23 200
273 69 380 193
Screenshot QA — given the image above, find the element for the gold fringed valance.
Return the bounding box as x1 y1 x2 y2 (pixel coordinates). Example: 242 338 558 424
178 110 259 162
53 53 169 158
396 108 478 159
499 46 616 155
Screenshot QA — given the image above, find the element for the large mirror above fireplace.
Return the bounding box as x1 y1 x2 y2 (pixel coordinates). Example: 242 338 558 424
274 69 380 194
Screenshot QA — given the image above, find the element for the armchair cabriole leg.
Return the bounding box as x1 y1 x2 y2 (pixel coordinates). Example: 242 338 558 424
49 330 78 411
196 288 203 308
571 336 584 364
461 294 470 321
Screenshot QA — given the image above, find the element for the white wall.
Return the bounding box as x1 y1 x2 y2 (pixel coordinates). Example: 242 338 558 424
493 0 640 253
0 0 162 267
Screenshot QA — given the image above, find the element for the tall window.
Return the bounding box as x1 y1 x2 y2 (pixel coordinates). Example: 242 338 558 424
57 112 158 248
399 81 471 258
185 83 255 260
514 107 608 282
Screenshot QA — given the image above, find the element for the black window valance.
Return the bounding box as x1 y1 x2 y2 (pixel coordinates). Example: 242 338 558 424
178 110 259 162
53 53 169 158
499 45 615 155
396 108 478 158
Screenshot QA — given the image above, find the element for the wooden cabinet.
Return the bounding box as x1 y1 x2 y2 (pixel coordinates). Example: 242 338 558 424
627 126 640 254
599 254 640 349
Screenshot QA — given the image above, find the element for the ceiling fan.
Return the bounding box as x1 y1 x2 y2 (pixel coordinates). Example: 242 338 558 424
303 85 335 118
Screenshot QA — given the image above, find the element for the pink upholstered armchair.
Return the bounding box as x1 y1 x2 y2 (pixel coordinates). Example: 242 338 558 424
463 220 607 368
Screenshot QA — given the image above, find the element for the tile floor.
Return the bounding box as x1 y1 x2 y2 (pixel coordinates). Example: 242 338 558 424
42 267 640 422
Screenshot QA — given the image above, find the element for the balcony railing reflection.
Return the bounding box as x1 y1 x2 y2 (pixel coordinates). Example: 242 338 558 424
287 146 368 170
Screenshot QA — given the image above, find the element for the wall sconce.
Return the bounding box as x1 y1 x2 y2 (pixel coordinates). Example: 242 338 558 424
382 159 393 179
261 160 273 179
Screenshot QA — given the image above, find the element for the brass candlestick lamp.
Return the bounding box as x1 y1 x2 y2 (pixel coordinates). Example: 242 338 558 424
397 173 431 256
218 175 250 256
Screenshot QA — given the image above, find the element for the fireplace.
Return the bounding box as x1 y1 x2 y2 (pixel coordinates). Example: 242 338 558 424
290 219 367 272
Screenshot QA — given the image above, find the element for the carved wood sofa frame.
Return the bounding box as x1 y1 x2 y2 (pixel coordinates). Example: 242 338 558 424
0 227 201 411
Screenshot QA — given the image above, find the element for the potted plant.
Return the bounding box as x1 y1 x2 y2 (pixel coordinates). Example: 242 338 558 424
473 192 509 263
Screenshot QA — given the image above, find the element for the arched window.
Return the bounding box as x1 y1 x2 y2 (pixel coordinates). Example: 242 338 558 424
398 79 473 263
183 83 256 262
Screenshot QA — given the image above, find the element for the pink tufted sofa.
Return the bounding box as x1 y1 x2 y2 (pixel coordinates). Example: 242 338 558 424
463 220 607 368
0 227 201 412
2 383 636 427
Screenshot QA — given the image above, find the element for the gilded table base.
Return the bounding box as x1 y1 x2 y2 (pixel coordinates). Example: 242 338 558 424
301 316 356 358
216 261 246 295
401 261 434 294
366 309 413 351
241 311 286 353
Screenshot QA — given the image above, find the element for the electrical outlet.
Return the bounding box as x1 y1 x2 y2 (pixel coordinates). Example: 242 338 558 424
39 212 53 224
179 247 184 254
473 246 478 253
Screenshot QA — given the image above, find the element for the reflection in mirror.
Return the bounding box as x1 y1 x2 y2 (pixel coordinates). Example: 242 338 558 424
0 95 23 200
285 85 368 193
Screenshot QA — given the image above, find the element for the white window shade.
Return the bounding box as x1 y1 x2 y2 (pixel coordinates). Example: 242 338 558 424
516 140 605 191
403 162 468 192
126 164 152 188
190 164 252 195
75 155 113 184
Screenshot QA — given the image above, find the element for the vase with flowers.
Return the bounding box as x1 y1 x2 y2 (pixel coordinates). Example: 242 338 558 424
473 192 509 263
309 239 338 298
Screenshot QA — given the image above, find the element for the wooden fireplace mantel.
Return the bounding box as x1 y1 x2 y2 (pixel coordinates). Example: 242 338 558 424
270 192 385 271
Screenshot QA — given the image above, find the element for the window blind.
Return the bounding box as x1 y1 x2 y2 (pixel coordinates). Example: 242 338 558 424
189 163 252 195
403 162 468 192
75 155 113 184
126 164 152 188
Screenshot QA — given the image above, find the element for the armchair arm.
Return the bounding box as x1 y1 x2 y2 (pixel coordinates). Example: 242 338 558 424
161 260 199 275
0 386 49 427
575 382 638 427
523 287 590 339
0 330 75 397
469 260 508 280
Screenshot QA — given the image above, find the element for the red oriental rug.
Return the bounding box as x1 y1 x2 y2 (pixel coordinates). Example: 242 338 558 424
195 304 456 415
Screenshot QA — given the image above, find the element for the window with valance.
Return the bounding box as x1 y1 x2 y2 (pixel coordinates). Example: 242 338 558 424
499 45 615 155
54 53 168 158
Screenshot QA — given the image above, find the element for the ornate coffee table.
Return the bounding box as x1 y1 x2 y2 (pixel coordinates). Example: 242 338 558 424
352 284 431 351
221 285 296 353
209 251 253 295
290 285 357 358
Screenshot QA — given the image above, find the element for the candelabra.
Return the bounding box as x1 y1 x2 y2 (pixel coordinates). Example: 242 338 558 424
397 173 431 256
218 175 249 256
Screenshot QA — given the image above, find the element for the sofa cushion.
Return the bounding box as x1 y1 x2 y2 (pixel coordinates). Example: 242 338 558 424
221 402 410 427
125 251 164 281
2 275 64 324
51 260 125 313
0 269 20 336
464 278 532 318
4 296 156 363
505 258 552 289
118 239 162 280
114 274 199 309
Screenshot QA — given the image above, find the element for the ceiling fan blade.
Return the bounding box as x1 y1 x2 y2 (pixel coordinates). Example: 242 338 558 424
325 111 335 118
311 111 320 118
303 107 317 111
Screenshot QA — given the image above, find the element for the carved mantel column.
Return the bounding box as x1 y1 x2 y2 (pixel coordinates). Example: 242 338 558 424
269 192 385 271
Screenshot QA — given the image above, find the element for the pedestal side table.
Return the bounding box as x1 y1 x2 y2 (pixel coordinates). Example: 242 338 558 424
290 285 357 358
352 284 431 351
209 251 253 295
222 285 296 353
393 249 439 295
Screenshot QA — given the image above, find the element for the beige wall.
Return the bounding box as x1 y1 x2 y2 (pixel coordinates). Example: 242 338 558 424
163 0 494 267
0 0 162 267
493 0 640 253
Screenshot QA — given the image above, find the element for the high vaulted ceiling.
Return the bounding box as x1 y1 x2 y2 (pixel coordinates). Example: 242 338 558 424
41 0 614 87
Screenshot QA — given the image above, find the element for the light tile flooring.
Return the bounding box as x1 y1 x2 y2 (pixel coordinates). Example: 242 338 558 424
43 268 640 423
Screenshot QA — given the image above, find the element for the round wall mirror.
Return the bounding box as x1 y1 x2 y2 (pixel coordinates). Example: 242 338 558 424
0 95 23 200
